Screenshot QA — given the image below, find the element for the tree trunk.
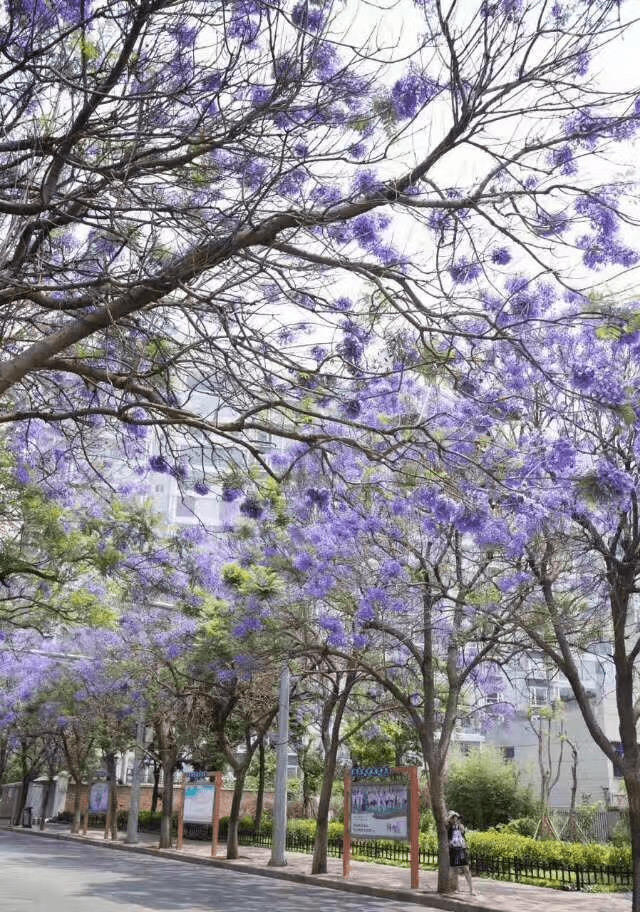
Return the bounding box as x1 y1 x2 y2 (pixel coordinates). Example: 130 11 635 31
311 748 339 874
312 668 356 874
151 761 161 814
104 753 118 841
226 767 247 859
71 780 83 834
625 773 640 912
255 739 265 833
428 764 455 893
159 762 174 848
13 779 30 827
301 746 315 819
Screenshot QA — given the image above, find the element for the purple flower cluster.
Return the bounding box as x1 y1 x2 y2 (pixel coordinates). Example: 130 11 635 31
291 2 325 32
391 71 439 120
549 145 577 176
449 257 482 284
490 247 511 265
239 496 263 519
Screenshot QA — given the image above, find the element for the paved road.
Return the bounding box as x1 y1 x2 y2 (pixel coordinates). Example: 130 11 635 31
0 831 429 911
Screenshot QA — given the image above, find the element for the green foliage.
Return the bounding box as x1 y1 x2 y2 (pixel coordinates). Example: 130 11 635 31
287 817 317 839
467 831 631 869
610 813 630 847
420 809 436 834
345 719 419 768
286 776 303 801
221 561 282 599
492 816 538 837
445 748 536 830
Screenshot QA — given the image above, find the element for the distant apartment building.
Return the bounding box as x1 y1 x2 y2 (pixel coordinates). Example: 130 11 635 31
483 650 626 809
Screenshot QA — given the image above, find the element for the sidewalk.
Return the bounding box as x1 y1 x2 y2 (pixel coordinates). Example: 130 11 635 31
6 824 632 912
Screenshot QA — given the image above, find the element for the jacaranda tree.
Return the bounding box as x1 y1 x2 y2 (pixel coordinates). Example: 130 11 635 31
220 408 518 889
394 303 640 910
0 0 637 471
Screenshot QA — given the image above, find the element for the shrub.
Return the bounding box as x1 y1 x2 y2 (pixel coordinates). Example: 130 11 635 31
610 814 630 847
287 818 316 839
445 748 536 830
420 809 435 834
492 817 538 838
467 831 631 870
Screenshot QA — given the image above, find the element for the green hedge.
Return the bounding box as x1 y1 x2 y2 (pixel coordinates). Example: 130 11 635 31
332 826 632 871
466 832 631 869
52 809 631 871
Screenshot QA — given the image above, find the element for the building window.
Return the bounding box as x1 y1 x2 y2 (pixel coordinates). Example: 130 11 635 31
503 746 515 761
529 685 549 707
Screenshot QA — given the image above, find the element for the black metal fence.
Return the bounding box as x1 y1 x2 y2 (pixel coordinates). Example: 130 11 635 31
51 814 633 892
234 831 633 892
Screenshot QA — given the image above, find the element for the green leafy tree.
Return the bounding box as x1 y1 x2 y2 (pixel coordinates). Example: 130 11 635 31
445 748 536 831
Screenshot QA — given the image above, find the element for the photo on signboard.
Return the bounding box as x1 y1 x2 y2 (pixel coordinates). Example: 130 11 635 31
350 783 409 840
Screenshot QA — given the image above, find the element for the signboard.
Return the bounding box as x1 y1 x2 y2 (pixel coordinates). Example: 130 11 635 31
183 782 216 824
177 770 222 856
350 783 409 840
89 782 109 813
343 765 420 890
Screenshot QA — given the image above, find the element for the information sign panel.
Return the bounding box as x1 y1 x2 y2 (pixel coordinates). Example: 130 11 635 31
183 782 216 824
350 783 409 840
89 782 109 813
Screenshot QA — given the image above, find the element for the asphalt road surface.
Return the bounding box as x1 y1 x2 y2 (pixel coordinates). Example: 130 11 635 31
0 831 426 911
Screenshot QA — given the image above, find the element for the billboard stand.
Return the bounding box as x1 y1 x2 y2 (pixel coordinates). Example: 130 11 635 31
343 765 420 890
176 771 221 854
176 775 185 850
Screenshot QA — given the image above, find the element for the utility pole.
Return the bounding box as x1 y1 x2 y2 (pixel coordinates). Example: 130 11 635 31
269 665 289 866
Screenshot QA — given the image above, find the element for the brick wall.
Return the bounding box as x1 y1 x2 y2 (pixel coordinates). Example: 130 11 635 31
65 783 274 818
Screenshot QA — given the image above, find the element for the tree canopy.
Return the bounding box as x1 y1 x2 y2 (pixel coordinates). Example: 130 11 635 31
0 0 638 472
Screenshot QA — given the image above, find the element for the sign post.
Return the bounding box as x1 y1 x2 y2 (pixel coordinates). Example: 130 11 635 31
343 766 420 890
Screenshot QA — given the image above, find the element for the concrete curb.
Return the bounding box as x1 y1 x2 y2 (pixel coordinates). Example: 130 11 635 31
4 826 498 912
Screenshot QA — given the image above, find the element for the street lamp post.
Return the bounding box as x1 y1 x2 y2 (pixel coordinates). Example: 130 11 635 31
125 715 146 844
269 665 289 866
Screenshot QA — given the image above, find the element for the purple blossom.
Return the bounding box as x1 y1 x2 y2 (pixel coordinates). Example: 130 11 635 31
449 257 482 284
353 169 383 196
170 463 189 481
293 552 314 572
239 497 263 519
590 460 633 503
343 398 361 419
491 247 511 265
149 455 169 473
251 86 273 107
356 603 376 623
222 483 242 502
550 145 577 175
318 615 346 648
14 463 30 485
305 487 330 509
233 615 264 638
306 575 335 598
291 2 325 32
391 71 439 120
